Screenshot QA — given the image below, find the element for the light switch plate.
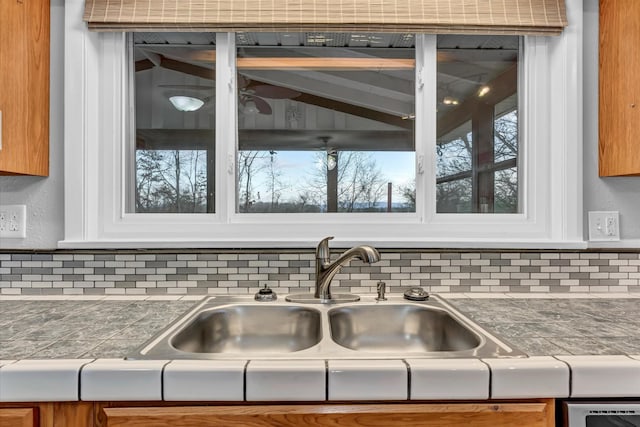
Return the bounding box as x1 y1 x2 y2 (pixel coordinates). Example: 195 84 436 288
0 205 27 239
588 211 620 241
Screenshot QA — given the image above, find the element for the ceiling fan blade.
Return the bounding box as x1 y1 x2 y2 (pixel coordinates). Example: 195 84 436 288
248 95 272 115
252 85 301 99
237 74 250 89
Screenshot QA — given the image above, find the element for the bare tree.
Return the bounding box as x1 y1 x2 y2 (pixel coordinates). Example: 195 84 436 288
304 151 388 212
237 151 270 212
136 150 165 212
436 109 518 213
266 151 285 210
399 181 416 210
135 149 208 213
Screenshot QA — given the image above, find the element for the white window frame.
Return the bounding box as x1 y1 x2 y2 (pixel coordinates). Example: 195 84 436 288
62 0 583 249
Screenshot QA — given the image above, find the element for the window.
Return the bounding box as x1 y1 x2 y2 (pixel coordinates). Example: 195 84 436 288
436 36 519 214
235 34 415 214
131 35 216 214
62 0 583 248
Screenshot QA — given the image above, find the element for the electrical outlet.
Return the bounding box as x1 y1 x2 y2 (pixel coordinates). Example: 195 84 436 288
588 211 620 241
0 205 26 239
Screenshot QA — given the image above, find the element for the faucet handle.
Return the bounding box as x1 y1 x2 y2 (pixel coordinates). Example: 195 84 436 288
316 236 334 260
376 281 387 301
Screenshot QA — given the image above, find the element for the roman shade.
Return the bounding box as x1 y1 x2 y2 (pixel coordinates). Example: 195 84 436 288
84 0 568 35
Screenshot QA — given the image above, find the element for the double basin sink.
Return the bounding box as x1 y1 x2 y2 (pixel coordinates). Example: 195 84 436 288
130 294 526 360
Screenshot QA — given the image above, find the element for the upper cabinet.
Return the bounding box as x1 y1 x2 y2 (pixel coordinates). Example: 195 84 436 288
0 0 49 176
599 0 640 176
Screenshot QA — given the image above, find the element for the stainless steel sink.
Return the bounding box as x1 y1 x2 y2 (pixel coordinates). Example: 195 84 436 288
329 305 481 353
129 295 526 360
171 305 322 354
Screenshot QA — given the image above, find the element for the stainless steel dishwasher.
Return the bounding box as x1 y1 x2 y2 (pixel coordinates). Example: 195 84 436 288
564 401 640 427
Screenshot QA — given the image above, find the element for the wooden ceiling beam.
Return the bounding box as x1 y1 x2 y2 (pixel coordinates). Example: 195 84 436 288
135 58 155 72
292 92 412 130
159 57 215 80
237 57 415 70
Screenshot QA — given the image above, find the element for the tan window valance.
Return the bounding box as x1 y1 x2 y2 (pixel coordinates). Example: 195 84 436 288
84 0 567 35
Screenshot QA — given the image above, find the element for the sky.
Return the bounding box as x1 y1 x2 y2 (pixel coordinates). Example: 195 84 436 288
248 150 416 203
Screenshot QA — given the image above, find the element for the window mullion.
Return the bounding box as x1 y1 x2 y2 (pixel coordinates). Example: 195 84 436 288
215 33 237 223
415 34 437 223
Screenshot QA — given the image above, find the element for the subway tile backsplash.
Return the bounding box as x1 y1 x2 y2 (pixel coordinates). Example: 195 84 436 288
1 251 639 295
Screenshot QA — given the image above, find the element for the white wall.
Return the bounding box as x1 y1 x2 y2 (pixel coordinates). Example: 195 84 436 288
0 0 64 249
582 0 640 242
1 0 639 249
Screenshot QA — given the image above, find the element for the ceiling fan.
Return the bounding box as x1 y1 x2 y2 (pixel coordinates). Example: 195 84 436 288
136 49 300 115
157 79 300 115
237 75 300 115
157 84 214 112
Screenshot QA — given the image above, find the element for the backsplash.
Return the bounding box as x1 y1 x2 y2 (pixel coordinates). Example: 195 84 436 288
1 250 639 295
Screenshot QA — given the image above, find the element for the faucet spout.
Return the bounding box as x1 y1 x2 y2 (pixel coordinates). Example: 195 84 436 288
314 236 380 301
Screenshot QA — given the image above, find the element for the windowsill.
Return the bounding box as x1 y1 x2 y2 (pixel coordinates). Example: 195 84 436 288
57 238 589 250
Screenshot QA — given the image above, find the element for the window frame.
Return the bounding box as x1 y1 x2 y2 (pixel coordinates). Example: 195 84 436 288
62 0 584 249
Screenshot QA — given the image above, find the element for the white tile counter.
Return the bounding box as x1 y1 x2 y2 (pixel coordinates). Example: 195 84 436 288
2 355 639 402
2 296 640 402
0 359 92 402
556 355 640 397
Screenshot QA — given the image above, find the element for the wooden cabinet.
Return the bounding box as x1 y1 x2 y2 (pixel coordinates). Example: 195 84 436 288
2 400 554 427
0 0 49 176
599 0 640 176
0 408 36 427
95 401 555 427
0 403 92 427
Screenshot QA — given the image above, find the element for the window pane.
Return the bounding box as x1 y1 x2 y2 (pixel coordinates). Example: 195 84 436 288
494 96 519 213
130 33 216 213
436 35 519 214
494 167 518 213
436 121 473 213
437 178 472 213
236 33 416 214
237 150 415 213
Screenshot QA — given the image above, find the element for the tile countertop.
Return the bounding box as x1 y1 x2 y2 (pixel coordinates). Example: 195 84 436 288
2 295 640 402
2 296 640 359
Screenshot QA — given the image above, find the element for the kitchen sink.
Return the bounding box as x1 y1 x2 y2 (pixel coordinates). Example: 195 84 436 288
129 294 526 360
171 305 322 354
329 305 481 352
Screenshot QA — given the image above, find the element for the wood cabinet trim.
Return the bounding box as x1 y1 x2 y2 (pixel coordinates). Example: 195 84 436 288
0 408 36 427
97 400 554 427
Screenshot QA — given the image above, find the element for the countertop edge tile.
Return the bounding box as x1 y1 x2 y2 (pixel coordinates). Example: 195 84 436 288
0 359 93 402
163 360 246 401
328 359 408 401
246 360 326 402
555 355 640 397
407 359 489 400
484 356 570 399
80 358 168 401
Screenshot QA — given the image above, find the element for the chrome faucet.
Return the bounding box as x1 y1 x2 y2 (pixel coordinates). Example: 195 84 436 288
314 236 380 301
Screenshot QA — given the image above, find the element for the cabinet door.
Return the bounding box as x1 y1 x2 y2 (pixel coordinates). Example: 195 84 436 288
0 408 35 427
599 0 640 176
0 0 49 176
97 401 554 427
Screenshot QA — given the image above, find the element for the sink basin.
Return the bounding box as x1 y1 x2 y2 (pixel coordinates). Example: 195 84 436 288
329 305 481 352
170 305 322 354
129 295 526 360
